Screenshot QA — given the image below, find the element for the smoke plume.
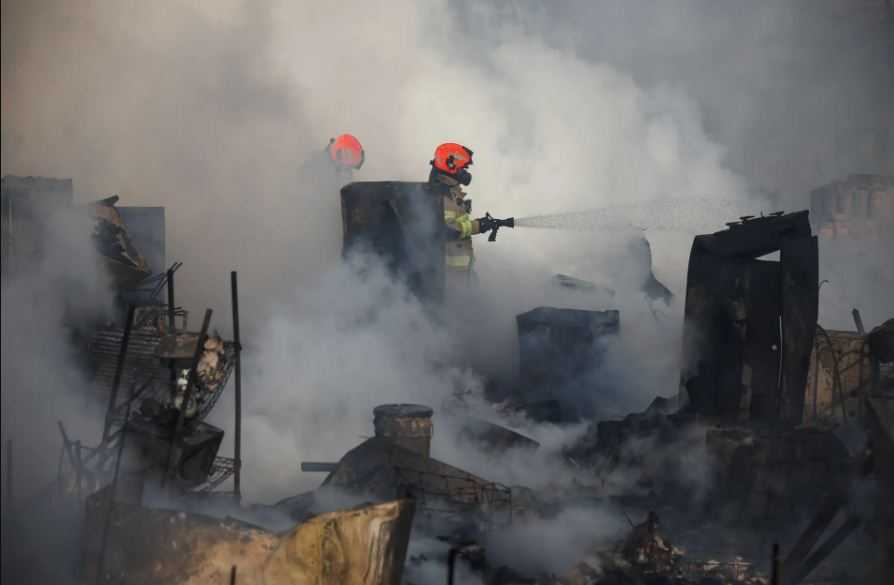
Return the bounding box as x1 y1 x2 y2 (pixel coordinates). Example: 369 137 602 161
2 2 891 578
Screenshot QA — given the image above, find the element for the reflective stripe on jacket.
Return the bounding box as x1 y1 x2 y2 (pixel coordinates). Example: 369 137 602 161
436 175 479 272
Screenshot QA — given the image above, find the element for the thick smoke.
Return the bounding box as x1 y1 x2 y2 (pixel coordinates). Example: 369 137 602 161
0 199 113 493
2 1 891 578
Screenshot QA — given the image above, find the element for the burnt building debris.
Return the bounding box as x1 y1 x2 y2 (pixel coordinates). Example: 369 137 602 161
456 417 541 454
705 427 851 528
81 494 415 585
4 184 891 585
60 298 241 504
805 326 873 425
1 176 156 288
563 396 688 467
549 238 672 307
374 403 435 457
289 404 514 534
680 211 819 427
89 195 152 287
1 175 74 276
810 174 894 241
804 316 894 426
340 181 445 301
630 237 674 305
516 307 620 421
864 395 894 582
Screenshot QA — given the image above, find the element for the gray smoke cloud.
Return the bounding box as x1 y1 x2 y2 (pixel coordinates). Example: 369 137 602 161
1 198 113 500
2 0 891 577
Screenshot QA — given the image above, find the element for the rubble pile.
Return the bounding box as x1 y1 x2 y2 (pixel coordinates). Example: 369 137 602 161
3 174 889 585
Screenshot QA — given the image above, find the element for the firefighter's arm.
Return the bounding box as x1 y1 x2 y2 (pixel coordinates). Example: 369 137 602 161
444 210 478 240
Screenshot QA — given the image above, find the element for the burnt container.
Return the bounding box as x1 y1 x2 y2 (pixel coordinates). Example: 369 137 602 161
373 404 434 457
516 307 620 384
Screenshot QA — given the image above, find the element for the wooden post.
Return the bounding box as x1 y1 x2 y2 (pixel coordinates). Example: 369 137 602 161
230 271 242 502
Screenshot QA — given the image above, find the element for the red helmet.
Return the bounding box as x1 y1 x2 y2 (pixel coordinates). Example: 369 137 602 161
431 143 473 175
327 134 365 169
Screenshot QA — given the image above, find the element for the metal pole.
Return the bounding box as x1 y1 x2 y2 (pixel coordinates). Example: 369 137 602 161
771 543 780 585
164 308 213 484
96 379 138 585
75 441 83 504
167 267 176 332
57 420 78 470
230 271 242 502
103 305 136 440
447 547 458 585
3 440 12 583
167 267 178 391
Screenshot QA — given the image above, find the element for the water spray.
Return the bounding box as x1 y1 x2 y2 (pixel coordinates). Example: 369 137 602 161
512 197 753 234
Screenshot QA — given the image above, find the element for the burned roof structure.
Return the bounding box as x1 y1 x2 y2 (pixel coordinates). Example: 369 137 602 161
289 404 513 534
681 211 818 427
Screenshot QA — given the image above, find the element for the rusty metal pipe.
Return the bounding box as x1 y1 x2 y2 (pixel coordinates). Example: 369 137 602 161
300 462 338 473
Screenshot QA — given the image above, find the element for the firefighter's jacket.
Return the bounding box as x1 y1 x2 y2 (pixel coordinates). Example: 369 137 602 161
432 174 480 271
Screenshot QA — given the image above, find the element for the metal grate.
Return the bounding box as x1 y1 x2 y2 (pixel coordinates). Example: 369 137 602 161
192 456 237 492
393 465 513 527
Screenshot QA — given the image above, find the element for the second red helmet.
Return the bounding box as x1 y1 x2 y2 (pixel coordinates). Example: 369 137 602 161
327 133 365 170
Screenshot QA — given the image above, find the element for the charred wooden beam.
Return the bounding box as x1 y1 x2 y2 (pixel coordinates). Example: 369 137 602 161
785 516 861 585
852 308 866 335
782 492 844 577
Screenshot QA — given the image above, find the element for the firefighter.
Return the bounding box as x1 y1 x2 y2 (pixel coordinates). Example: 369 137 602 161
428 142 508 287
326 133 365 179
301 133 365 194
322 133 365 188
299 133 365 263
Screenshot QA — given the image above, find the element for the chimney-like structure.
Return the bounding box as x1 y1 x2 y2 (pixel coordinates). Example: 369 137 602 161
373 404 433 457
